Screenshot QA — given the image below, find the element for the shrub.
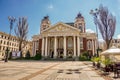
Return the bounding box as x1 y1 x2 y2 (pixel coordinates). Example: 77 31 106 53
91 57 96 62
79 51 91 61
82 51 89 57
79 55 90 61
34 51 42 60
102 58 112 66
91 57 101 68
94 57 101 63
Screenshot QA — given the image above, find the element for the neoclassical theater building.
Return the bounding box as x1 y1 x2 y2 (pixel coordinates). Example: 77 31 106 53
32 13 97 59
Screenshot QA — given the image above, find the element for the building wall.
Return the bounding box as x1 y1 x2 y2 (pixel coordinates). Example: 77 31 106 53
0 32 32 59
111 39 120 48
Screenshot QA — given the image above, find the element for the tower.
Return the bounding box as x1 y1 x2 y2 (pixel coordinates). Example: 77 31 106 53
40 16 51 33
74 12 85 33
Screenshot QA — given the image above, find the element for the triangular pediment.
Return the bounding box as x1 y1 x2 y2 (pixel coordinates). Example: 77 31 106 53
42 22 80 33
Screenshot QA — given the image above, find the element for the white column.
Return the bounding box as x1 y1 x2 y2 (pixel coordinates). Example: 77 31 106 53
77 36 80 57
34 41 36 55
32 41 35 56
73 36 76 58
45 37 48 57
42 38 45 57
92 39 95 56
48 38 50 56
54 36 57 58
64 36 66 58
95 39 97 54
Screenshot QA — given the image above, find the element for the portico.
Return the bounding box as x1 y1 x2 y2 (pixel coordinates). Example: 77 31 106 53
41 22 81 59
41 35 81 59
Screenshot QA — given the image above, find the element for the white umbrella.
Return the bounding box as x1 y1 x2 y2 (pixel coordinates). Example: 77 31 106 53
101 46 120 55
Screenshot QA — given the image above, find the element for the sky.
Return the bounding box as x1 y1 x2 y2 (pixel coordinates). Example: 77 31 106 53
0 0 120 40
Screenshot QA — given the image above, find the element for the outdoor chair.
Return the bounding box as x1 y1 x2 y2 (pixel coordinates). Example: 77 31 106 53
96 62 101 69
102 65 110 75
113 63 120 78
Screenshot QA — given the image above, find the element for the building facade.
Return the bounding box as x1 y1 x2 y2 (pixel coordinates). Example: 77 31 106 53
111 39 120 48
32 13 97 59
0 32 32 59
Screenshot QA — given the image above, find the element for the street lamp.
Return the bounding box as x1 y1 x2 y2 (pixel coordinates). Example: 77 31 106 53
90 8 100 57
4 16 16 62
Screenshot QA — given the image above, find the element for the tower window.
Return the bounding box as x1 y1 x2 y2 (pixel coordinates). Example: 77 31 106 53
79 26 83 32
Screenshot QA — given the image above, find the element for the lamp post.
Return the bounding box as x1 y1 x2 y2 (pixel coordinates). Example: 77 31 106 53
90 9 100 57
4 16 16 62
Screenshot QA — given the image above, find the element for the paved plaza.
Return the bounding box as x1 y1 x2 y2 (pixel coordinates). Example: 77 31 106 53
0 60 106 80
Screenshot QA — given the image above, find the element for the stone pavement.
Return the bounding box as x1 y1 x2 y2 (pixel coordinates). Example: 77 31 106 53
0 60 105 80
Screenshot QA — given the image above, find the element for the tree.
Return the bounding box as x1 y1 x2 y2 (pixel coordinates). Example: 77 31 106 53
14 17 28 57
34 51 42 60
96 4 116 49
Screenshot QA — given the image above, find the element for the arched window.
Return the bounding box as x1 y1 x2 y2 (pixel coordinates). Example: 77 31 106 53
80 38 83 49
87 40 92 50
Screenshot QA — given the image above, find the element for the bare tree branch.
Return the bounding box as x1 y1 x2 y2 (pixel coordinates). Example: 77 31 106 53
96 4 116 49
14 17 28 56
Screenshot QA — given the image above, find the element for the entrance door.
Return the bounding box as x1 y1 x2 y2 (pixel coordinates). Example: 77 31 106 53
60 51 63 58
67 50 73 58
51 51 54 58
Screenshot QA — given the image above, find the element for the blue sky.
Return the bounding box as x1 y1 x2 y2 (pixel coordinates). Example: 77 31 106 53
0 0 120 40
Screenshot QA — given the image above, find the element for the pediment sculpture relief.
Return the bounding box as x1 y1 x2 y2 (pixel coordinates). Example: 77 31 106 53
48 25 71 32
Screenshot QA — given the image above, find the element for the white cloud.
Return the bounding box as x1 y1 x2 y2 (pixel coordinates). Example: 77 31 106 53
86 29 95 33
98 39 104 42
117 34 120 39
48 4 53 9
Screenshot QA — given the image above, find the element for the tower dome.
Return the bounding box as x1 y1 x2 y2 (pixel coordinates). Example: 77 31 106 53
40 15 51 33
74 12 85 33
